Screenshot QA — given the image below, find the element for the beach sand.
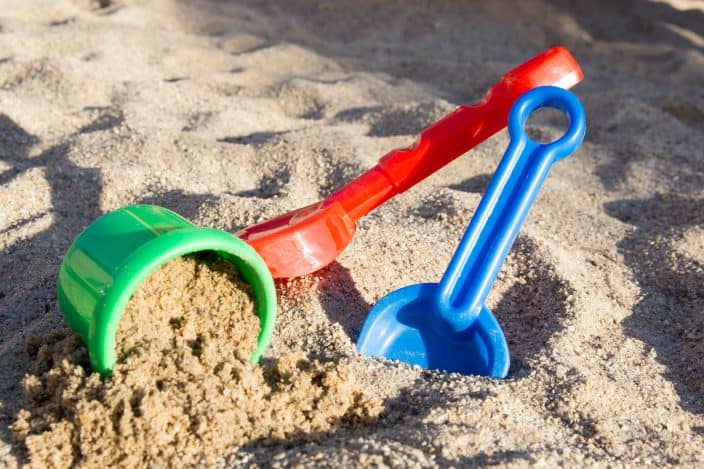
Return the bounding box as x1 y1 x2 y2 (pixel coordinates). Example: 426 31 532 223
0 0 702 466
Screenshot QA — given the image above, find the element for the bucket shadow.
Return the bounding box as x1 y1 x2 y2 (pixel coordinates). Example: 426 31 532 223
605 194 704 415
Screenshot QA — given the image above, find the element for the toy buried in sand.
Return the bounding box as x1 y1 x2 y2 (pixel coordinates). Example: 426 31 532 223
356 86 587 378
238 46 583 278
57 205 277 375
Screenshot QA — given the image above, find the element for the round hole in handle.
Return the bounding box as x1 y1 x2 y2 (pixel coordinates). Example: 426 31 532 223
508 86 586 161
524 107 569 144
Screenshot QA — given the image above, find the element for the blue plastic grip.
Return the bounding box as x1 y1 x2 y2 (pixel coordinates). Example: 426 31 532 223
434 86 586 334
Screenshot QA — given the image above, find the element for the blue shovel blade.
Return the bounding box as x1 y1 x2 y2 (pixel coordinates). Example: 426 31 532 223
357 283 510 378
357 87 585 379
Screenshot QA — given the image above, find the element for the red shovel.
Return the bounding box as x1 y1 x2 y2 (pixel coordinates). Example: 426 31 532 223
238 47 583 278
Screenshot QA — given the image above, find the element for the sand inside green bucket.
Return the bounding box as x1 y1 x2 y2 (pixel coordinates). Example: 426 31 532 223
12 255 381 467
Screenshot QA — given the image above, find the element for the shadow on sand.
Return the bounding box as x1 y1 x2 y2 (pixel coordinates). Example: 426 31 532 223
0 112 221 459
232 374 535 466
605 194 704 415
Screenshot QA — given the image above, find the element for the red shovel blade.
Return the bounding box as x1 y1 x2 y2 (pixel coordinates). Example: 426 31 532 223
238 200 356 279
238 47 584 278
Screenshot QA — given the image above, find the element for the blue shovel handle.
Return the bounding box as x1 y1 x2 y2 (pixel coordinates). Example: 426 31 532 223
434 86 586 334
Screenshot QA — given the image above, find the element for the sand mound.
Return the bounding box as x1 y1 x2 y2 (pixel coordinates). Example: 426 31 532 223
12 256 380 467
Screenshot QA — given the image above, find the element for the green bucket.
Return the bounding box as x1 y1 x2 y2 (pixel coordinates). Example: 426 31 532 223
57 204 277 375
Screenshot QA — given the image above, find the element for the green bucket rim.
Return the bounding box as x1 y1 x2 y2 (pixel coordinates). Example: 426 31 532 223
59 223 277 376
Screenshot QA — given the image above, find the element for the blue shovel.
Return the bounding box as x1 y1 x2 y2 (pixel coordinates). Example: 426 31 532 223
356 86 586 378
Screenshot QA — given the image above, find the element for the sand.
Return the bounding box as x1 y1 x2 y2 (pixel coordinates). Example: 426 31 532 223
12 255 380 467
0 0 703 466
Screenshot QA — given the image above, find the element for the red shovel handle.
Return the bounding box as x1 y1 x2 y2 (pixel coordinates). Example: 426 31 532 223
328 46 583 221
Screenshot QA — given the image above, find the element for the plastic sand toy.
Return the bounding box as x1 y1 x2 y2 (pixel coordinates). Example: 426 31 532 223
57 204 277 375
56 49 582 375
238 47 583 278
356 86 586 378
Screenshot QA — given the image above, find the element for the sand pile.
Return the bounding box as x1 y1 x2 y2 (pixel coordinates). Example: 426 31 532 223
11 255 381 467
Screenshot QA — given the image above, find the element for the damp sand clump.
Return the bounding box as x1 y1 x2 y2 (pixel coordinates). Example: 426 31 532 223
12 255 381 467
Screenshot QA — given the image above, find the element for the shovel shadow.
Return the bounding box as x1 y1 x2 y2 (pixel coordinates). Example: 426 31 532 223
316 238 572 381
316 261 371 341
492 236 574 375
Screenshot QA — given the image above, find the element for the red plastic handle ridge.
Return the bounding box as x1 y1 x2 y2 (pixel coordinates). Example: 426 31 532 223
328 46 583 221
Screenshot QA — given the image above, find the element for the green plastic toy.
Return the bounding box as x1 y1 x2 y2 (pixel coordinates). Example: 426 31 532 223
57 204 277 376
